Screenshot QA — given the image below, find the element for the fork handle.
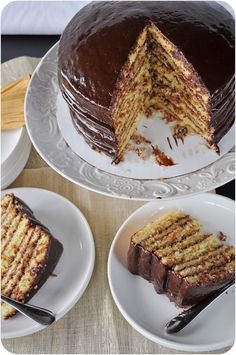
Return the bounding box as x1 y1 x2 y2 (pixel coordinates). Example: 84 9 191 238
1 295 55 325
165 280 235 334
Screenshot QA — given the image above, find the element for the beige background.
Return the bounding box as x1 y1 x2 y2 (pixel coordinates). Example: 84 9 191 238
2 147 231 354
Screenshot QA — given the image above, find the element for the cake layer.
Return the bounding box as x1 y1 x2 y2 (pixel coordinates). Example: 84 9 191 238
147 30 218 147
151 95 215 146
167 264 234 306
127 211 235 306
150 53 210 118
1 194 63 319
150 69 234 145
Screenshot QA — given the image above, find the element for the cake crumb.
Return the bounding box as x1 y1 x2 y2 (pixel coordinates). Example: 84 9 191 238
173 124 188 145
134 147 146 160
125 143 147 160
145 107 153 118
218 232 227 241
131 134 151 145
125 143 133 151
174 124 188 137
163 112 176 123
173 134 179 147
167 136 173 150
151 145 175 166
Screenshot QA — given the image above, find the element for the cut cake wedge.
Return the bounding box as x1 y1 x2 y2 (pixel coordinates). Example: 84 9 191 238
127 211 235 307
1 194 63 319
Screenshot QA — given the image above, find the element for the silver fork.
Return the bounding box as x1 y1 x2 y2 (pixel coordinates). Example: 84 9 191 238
1 295 55 325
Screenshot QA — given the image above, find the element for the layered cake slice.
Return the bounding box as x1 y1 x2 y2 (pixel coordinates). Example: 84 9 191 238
127 211 235 307
1 194 63 319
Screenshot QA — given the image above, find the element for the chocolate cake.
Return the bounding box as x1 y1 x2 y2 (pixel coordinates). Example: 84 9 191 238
127 211 235 307
58 1 235 163
1 194 63 319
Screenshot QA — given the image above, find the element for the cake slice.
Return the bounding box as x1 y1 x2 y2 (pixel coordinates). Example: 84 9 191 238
127 211 235 307
1 194 63 319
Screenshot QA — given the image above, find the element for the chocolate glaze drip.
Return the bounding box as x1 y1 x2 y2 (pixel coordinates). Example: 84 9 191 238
58 1 235 158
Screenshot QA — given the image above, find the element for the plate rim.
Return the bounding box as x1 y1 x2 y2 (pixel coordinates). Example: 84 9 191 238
1 129 31 189
1 126 23 166
107 192 235 352
1 55 39 168
25 42 235 201
1 187 95 339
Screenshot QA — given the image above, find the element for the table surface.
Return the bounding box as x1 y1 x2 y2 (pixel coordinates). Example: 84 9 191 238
1 35 235 354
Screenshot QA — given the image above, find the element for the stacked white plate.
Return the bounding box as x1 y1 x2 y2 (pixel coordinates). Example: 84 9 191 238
1 127 31 189
1 56 40 189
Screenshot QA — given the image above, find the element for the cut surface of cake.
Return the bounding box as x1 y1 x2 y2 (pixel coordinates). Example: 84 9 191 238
127 211 235 307
1 194 63 319
58 1 235 163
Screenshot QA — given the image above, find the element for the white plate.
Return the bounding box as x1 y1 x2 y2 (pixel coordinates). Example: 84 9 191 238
25 43 235 200
1 187 95 339
57 91 234 180
108 193 235 352
1 127 31 189
1 128 23 166
0 57 40 189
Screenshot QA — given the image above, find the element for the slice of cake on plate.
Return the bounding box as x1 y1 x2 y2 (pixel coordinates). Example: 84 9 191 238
1 193 63 319
127 210 235 306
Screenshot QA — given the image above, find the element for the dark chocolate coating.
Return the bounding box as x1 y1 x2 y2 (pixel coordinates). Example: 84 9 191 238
166 269 234 307
127 242 167 293
127 242 235 307
58 1 235 158
10 195 63 307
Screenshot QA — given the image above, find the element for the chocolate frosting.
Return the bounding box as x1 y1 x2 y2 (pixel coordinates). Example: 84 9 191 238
58 1 235 157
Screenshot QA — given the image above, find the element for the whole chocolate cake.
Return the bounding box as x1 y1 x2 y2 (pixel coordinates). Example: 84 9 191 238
58 1 235 163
